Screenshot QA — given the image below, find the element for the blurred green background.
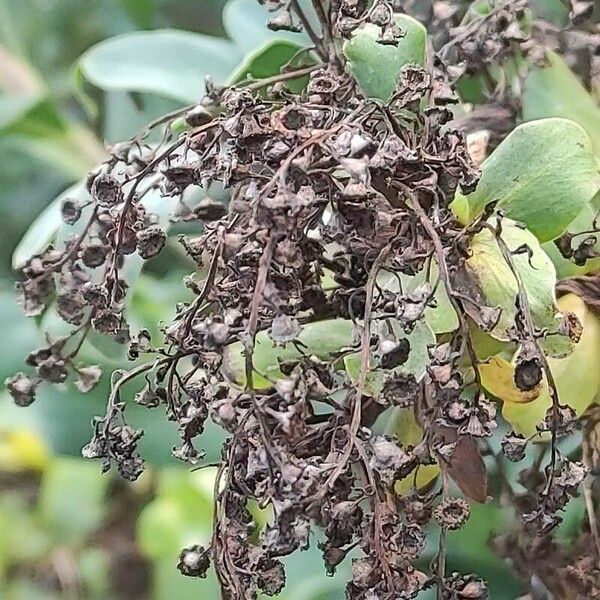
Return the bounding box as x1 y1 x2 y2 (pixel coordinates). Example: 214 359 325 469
0 1 585 598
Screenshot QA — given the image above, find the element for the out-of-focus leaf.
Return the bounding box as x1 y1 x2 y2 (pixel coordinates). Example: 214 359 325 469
463 219 570 358
77 548 111 598
343 14 427 101
137 468 214 559
37 456 109 545
78 29 241 104
444 504 521 599
0 95 64 134
523 51 600 155
120 0 156 28
0 429 49 473
0 95 103 177
222 0 311 53
152 559 220 600
0 493 51 564
452 118 600 242
12 180 87 269
0 290 41 380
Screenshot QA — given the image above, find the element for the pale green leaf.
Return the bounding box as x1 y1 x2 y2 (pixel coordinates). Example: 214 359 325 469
523 50 600 156
343 14 427 101
78 29 241 103
452 118 600 242
343 319 435 397
223 319 355 389
38 457 109 545
383 268 458 334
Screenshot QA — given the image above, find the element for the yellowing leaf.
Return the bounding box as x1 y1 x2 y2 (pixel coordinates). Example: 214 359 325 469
463 219 571 358
479 356 542 405
388 407 440 495
0 429 49 473
480 294 600 437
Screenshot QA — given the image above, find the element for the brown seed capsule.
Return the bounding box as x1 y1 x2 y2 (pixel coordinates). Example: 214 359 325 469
91 173 122 207
177 545 210 578
434 497 471 530
136 226 166 259
5 372 38 406
61 197 82 225
81 244 108 268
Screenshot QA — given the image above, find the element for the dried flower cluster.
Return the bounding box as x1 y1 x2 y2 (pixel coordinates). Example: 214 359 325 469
7 1 600 598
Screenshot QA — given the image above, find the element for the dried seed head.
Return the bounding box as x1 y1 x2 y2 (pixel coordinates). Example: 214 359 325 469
268 314 301 344
434 497 471 530
75 365 102 393
177 545 211 578
501 432 527 462
5 372 38 406
91 173 122 207
37 355 68 384
136 226 166 259
81 244 108 268
61 197 82 225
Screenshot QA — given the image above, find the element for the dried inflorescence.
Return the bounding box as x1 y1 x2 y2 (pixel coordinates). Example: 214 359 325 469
6 1 598 598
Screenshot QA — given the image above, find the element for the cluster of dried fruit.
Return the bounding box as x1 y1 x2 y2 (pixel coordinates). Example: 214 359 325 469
7 1 600 598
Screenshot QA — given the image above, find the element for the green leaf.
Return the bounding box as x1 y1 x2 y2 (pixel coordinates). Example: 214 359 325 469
383 268 458 334
37 456 109 545
229 39 308 89
12 180 87 269
343 14 427 101
223 319 355 389
78 29 241 104
451 118 600 242
529 0 569 24
343 319 435 397
523 51 600 156
464 219 570 358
